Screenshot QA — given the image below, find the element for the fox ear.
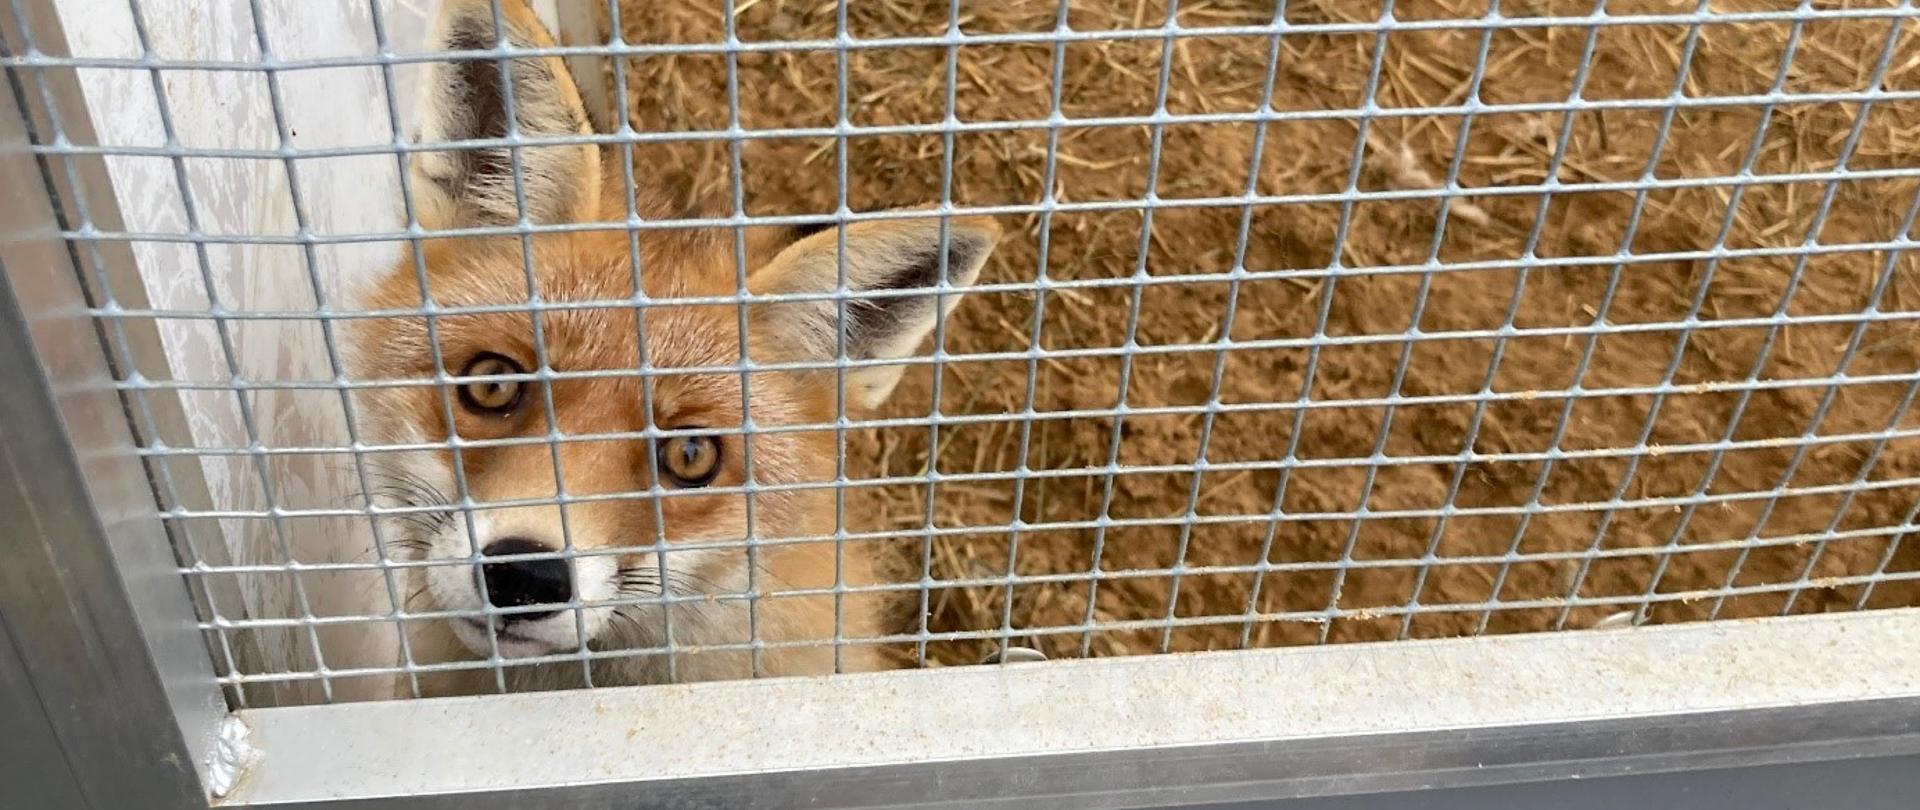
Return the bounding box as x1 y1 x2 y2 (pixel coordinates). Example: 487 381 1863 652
410 0 601 230
748 214 999 410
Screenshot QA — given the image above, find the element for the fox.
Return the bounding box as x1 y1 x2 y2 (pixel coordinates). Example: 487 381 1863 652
349 0 998 696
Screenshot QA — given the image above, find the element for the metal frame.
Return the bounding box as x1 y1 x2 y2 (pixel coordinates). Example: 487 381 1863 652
5 0 1920 807
1255 754 1920 810
530 0 614 134
1 0 284 708
0 33 223 806
222 610 1920 808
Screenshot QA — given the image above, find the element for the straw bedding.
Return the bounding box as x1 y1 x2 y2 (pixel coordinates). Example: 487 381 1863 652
604 0 1920 664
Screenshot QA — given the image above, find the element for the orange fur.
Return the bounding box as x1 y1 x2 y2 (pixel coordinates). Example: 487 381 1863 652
349 0 998 694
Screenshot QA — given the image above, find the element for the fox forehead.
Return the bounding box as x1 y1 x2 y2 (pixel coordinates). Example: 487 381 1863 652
367 228 754 374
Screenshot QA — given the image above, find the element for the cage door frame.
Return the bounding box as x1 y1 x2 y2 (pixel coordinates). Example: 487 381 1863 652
211 609 1920 808
0 39 224 809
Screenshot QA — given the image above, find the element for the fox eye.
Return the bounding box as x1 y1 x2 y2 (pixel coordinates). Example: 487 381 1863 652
658 433 723 488
456 353 526 415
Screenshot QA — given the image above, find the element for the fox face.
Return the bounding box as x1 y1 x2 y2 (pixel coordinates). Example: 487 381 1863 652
349 0 997 693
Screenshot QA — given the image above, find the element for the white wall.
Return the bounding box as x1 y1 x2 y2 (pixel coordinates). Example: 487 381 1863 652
55 0 443 704
52 0 595 705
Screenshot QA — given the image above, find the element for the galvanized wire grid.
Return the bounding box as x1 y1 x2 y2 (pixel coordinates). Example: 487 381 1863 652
8 0 1920 704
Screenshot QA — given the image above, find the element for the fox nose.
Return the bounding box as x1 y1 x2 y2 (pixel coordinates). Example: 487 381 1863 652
479 538 572 621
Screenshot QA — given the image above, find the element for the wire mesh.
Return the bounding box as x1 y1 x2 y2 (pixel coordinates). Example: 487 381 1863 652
6 0 1920 707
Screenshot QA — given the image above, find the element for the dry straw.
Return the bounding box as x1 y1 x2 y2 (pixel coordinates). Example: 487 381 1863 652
596 0 1920 664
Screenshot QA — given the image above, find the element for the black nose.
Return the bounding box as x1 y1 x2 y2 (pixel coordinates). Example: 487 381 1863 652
480 538 572 622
